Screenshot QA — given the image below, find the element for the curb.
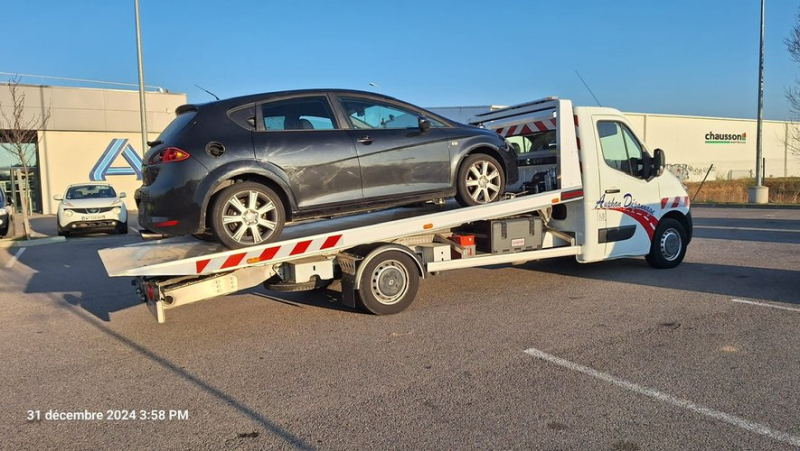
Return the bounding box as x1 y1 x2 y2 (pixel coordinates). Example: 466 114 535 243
0 236 66 248
692 202 800 210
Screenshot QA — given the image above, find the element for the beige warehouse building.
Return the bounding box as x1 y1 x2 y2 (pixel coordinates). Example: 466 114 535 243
0 84 186 215
3 87 798 217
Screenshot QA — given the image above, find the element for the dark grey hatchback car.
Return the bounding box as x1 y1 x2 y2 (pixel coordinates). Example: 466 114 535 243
137 89 518 249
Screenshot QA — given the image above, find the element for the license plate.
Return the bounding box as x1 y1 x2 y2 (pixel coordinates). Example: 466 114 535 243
81 215 104 221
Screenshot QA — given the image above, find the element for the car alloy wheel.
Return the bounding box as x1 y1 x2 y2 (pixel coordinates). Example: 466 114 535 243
456 154 505 207
211 182 285 249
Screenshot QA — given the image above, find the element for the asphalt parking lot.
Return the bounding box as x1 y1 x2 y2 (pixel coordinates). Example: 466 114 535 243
0 206 798 450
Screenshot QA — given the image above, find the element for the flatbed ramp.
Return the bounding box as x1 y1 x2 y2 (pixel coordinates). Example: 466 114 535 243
99 188 582 278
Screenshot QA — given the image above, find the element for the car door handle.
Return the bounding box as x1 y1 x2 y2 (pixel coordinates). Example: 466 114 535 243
356 136 373 145
605 188 621 194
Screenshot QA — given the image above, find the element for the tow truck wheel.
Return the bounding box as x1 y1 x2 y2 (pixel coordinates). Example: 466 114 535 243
357 251 420 315
646 218 687 269
211 181 285 249
455 154 505 207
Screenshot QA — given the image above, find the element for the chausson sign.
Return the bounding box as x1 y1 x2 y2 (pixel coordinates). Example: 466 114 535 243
704 131 747 144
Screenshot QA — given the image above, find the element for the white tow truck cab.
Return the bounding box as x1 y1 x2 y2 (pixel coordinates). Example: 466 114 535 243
99 98 691 323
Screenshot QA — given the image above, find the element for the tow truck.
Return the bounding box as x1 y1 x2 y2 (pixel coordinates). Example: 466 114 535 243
99 98 692 323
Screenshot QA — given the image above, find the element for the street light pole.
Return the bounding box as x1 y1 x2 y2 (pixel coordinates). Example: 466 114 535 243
134 0 149 156
749 0 769 203
369 82 381 93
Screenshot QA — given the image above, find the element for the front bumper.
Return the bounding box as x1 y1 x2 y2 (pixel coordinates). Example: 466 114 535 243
59 210 126 231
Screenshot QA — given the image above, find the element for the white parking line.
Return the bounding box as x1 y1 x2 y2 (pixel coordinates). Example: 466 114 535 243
731 298 800 313
523 347 800 448
4 247 25 268
694 225 800 233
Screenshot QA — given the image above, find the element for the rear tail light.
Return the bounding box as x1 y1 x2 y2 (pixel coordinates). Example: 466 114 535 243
148 147 190 164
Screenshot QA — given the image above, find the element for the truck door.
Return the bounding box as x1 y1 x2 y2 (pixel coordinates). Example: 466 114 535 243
593 118 661 258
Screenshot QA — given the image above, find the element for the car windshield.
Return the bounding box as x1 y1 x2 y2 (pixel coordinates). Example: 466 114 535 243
66 185 117 200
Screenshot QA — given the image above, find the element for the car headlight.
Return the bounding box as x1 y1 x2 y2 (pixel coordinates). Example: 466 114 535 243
112 207 121 214
64 210 74 217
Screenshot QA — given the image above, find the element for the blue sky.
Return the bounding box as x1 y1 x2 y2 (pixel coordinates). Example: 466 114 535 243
2 1 800 120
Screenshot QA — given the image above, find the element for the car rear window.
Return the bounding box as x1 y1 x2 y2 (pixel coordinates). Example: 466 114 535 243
156 110 197 142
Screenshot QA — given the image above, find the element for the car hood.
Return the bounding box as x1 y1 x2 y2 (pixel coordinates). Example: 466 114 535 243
62 198 122 208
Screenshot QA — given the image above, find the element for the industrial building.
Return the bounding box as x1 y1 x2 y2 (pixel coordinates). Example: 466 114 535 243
2 84 797 216
0 83 186 214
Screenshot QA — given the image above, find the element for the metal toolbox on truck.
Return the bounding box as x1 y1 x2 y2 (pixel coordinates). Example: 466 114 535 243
465 216 543 254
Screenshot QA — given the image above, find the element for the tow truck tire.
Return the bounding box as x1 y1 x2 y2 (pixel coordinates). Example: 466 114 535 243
646 218 687 269
211 182 285 249
263 275 332 292
357 251 420 315
455 154 505 207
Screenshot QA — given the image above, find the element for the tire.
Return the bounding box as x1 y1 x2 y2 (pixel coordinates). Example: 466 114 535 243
263 275 332 292
211 181 286 249
356 250 420 315
646 218 687 269
57 225 70 237
455 154 505 207
118 222 129 235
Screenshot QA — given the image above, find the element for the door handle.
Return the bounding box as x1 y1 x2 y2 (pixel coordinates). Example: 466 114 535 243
605 188 620 194
356 136 373 145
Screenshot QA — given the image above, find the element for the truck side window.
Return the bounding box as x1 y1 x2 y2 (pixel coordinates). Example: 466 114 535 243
597 121 644 178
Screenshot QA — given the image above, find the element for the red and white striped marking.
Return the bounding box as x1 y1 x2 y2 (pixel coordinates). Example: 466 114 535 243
661 196 690 209
494 118 557 138
194 233 342 274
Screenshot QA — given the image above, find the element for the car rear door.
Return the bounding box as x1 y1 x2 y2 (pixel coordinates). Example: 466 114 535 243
252 95 363 209
333 95 450 199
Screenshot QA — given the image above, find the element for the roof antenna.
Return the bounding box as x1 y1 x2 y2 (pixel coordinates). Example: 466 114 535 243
194 84 220 101
575 70 602 107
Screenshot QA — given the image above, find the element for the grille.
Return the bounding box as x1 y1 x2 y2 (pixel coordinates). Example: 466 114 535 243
68 207 115 214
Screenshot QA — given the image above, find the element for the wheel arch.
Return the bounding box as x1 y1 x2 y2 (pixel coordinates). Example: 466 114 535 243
660 210 692 243
198 165 297 229
453 145 507 182
349 243 425 291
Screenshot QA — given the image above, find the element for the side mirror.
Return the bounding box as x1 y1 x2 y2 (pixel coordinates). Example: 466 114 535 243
418 116 431 133
641 152 653 181
653 148 665 177
53 194 63 201
119 192 127 199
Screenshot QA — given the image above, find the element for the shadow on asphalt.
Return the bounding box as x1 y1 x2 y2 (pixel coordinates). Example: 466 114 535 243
52 292 316 449
524 257 800 306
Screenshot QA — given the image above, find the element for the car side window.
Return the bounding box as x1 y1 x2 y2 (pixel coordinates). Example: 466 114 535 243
597 121 645 178
260 97 336 131
339 97 444 130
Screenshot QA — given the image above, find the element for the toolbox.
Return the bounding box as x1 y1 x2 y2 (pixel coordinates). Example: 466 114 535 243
465 216 543 254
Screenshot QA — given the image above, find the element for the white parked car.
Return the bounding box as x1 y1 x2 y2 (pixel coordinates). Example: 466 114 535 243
0 185 12 238
54 183 128 237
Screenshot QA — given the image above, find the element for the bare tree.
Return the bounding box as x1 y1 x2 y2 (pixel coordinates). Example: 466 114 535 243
0 76 50 239
785 10 800 159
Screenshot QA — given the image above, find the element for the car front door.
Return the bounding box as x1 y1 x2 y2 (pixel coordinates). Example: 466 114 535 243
593 118 662 258
252 95 363 209
334 95 450 199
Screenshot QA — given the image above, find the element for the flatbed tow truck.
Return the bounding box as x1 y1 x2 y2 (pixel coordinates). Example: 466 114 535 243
99 98 692 323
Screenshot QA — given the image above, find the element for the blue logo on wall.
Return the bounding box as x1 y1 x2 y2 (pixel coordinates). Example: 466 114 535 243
90 138 143 181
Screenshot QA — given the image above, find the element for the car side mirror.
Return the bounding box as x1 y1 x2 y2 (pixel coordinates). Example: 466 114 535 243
119 192 127 198
641 152 653 181
418 116 431 133
53 194 63 201
653 148 665 177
